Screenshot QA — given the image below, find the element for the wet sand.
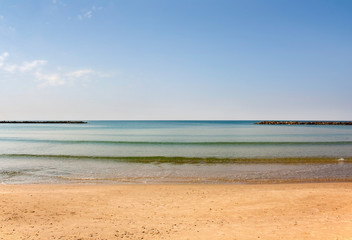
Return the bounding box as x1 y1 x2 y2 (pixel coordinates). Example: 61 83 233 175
1 183 352 240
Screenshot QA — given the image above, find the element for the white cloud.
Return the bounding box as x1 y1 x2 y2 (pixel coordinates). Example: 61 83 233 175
0 52 103 87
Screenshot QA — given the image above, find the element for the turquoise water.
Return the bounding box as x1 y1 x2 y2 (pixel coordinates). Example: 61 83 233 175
1 121 352 183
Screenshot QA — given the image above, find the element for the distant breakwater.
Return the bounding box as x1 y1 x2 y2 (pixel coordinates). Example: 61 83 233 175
0 121 87 124
255 121 352 125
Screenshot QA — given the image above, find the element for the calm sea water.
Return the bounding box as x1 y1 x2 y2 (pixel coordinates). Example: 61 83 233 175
1 121 352 184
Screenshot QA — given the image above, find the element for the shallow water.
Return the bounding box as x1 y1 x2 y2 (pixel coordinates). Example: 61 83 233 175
0 121 351 184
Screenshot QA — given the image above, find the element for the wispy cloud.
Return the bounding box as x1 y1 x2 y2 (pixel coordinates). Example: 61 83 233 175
1 59 47 73
0 15 16 35
78 11 92 20
78 6 102 20
20 60 47 72
35 72 63 87
0 52 9 67
0 52 103 87
37 68 99 87
52 0 66 7
66 69 94 78
0 52 45 73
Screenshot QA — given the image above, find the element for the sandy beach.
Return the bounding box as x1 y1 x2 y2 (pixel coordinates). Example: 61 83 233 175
1 183 352 240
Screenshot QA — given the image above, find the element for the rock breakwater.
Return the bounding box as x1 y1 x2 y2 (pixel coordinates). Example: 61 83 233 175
255 121 352 125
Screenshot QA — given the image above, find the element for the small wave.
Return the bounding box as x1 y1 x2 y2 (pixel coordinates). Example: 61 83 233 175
0 169 38 178
0 154 351 164
0 170 25 177
1 138 352 146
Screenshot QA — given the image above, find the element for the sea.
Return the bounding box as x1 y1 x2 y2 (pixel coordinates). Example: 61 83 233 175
1 120 352 184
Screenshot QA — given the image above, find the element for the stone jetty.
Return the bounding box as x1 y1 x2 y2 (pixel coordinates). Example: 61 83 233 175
255 121 352 125
0 121 87 124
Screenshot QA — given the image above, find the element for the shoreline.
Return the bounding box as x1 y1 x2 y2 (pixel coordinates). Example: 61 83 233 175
4 177 352 185
1 182 352 239
2 158 352 184
2 154 352 163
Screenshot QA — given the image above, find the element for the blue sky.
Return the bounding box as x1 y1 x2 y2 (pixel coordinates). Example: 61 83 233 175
0 0 351 120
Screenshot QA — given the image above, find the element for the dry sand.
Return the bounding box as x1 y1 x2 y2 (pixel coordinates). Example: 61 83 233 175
1 183 352 240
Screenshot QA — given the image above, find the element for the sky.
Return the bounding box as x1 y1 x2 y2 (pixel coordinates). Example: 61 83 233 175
0 0 351 120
